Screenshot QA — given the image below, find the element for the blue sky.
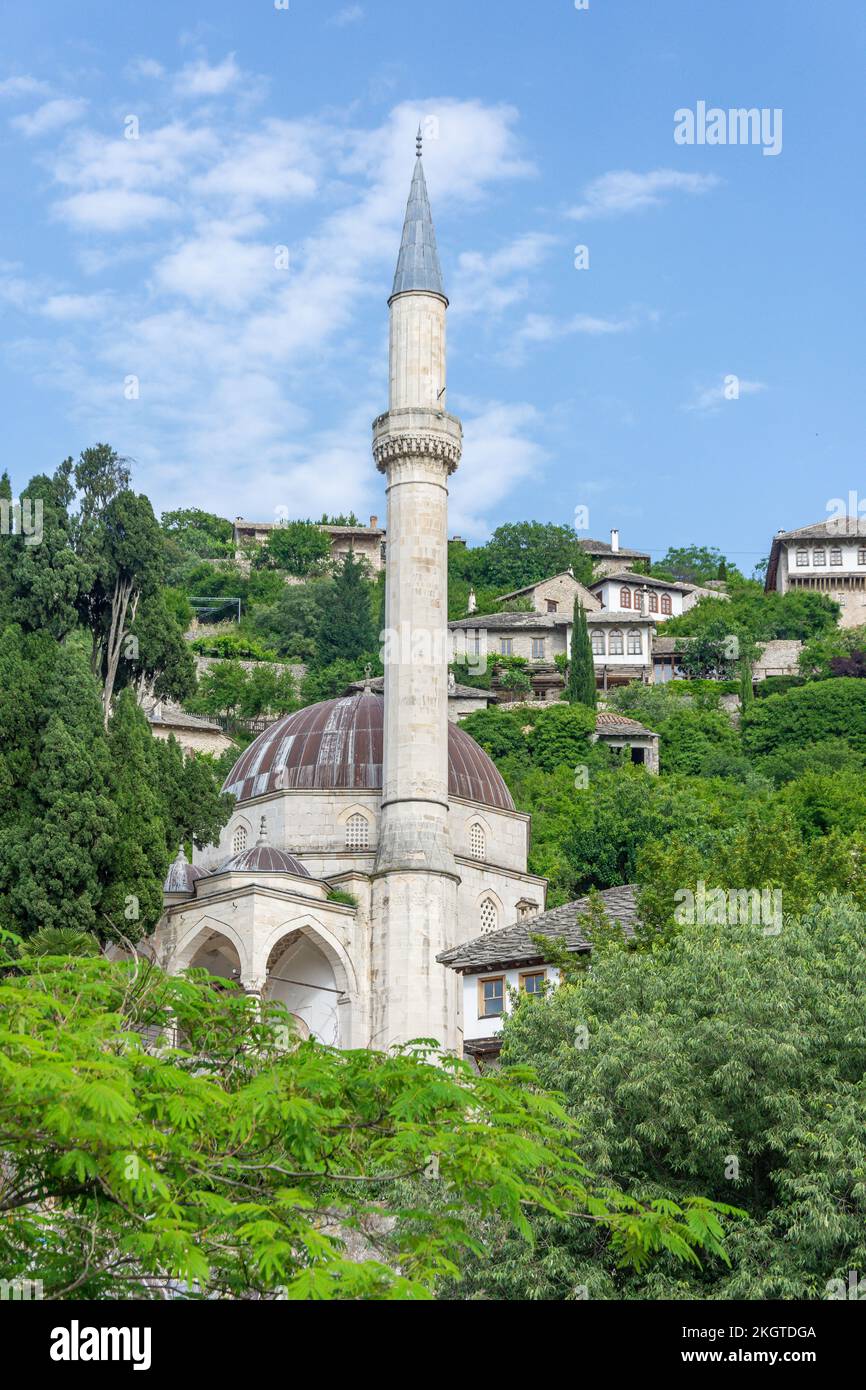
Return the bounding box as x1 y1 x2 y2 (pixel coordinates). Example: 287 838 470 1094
0 0 863 569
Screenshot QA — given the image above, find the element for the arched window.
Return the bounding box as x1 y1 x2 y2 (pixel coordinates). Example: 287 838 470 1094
648 591 658 613
346 812 369 850
480 898 498 934
609 630 624 656
660 593 672 615
627 630 643 656
620 587 632 608
232 825 247 855
469 823 485 861
591 630 605 655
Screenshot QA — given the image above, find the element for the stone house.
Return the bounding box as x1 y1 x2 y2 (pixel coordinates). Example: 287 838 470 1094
593 711 659 771
765 517 866 629
577 529 650 577
232 515 386 574
145 700 236 757
496 570 599 618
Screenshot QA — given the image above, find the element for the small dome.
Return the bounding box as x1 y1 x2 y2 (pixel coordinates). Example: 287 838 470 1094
222 692 515 812
164 846 204 896
219 844 310 877
218 816 310 877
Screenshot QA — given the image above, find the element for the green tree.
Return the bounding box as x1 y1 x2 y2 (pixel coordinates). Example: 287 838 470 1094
0 640 116 937
650 544 739 585
0 943 735 1300
527 703 596 773
468 522 593 592
5 461 88 640
74 443 131 528
80 490 165 725
149 735 234 852
117 589 197 705
160 507 233 559
256 520 331 577
315 550 378 668
565 598 596 707
742 677 866 758
102 692 169 941
467 897 866 1300
187 660 249 719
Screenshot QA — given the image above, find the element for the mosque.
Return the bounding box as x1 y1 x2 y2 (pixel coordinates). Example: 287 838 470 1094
151 135 547 1052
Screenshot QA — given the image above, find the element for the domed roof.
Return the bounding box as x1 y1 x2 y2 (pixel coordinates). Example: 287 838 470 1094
218 816 310 877
222 692 515 812
164 846 205 895
219 844 310 876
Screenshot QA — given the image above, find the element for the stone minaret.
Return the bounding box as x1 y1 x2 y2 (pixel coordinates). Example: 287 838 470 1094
370 130 462 1050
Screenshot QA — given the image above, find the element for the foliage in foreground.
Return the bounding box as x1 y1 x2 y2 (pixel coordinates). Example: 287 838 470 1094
0 943 735 1300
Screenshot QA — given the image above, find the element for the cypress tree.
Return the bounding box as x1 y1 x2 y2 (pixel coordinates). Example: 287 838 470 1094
7 642 116 936
566 597 597 708
102 691 169 942
315 549 378 667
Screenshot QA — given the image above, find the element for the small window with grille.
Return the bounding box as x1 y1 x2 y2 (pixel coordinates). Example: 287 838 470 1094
469 823 485 861
830 548 843 565
480 898 498 934
627 630 643 656
232 826 247 855
796 549 808 567
346 812 369 850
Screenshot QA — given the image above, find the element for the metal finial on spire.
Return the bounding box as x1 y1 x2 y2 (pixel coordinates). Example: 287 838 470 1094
416 124 423 158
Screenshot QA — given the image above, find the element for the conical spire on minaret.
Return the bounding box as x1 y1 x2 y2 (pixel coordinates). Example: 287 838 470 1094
390 126 446 302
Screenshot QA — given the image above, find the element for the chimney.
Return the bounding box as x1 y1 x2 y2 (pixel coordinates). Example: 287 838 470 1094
369 514 378 530
610 528 620 553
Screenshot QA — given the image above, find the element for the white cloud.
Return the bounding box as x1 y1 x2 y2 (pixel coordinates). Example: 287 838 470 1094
0 75 52 99
11 97 87 138
174 53 242 98
502 309 635 366
330 5 365 25
683 377 768 413
451 232 555 316
125 58 166 81
40 292 111 320
568 168 720 220
192 119 320 205
9 94 542 523
56 189 178 231
451 403 547 538
153 232 276 309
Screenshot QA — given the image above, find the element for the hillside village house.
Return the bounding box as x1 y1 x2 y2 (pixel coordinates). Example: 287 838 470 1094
765 517 866 628
577 529 650 576
232 515 387 573
438 884 640 1065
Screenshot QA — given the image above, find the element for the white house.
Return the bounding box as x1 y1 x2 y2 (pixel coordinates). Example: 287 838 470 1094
765 518 866 629
438 884 640 1064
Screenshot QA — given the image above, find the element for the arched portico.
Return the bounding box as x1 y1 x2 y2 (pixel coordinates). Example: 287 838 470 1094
170 917 250 982
258 915 360 1048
